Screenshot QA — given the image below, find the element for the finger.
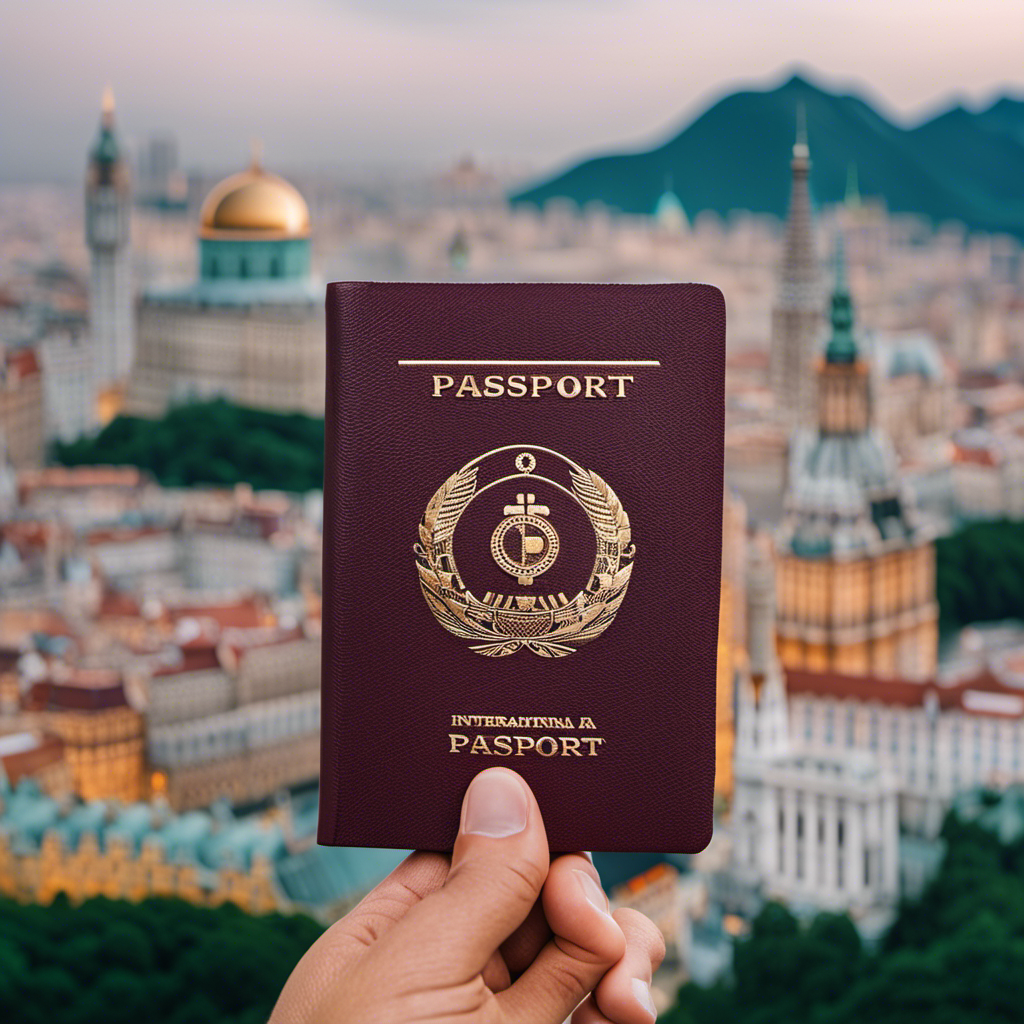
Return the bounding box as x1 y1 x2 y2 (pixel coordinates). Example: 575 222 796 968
499 891 550 977
499 851 589 976
498 853 625 1023
593 908 666 1024
571 994 616 1023
269 851 450 1023
384 767 549 983
338 850 451 948
481 949 512 993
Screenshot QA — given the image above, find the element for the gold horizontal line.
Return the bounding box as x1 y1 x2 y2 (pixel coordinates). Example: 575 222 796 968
397 360 661 366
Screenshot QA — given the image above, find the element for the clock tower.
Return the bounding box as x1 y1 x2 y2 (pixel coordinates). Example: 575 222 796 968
86 87 134 406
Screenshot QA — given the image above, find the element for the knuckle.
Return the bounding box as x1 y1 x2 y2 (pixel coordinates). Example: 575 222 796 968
543 958 590 1008
502 854 548 899
615 908 667 965
335 915 378 950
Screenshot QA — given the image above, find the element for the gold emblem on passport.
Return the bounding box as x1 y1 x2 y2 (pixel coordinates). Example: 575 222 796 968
414 445 635 657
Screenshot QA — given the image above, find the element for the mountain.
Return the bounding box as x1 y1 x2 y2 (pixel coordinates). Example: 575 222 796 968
509 74 1024 238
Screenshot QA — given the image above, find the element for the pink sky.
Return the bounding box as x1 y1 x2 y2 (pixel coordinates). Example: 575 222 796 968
2 0 1022 181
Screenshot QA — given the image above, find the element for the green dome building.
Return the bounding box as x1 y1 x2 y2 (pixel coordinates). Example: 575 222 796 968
126 152 324 416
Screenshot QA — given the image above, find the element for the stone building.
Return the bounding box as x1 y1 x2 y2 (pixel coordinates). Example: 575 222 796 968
23 669 145 803
776 250 938 681
144 626 321 811
868 331 954 458
0 346 44 469
732 534 900 917
786 656 1024 838
0 732 71 799
127 151 324 416
769 115 825 427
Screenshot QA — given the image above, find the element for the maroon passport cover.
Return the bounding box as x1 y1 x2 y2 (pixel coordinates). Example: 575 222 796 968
319 282 725 853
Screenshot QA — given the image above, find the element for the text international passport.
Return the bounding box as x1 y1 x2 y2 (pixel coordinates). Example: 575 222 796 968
319 282 725 853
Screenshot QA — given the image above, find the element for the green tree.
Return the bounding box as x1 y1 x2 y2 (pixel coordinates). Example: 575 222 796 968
51 398 325 494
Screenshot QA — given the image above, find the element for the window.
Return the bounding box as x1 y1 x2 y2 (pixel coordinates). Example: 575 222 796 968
239 257 249 278
270 256 281 277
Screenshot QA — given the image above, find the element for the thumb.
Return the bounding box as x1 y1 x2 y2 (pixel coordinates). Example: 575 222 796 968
386 768 549 984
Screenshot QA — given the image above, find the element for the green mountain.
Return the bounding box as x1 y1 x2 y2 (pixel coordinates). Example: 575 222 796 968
510 73 1024 238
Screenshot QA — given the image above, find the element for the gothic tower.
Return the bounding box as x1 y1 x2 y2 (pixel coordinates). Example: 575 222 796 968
775 242 938 681
770 107 824 426
86 87 134 404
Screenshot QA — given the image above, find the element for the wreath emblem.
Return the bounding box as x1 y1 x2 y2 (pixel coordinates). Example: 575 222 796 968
414 445 635 657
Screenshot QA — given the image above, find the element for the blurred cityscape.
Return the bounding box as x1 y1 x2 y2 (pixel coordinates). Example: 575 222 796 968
3 70 1024 1016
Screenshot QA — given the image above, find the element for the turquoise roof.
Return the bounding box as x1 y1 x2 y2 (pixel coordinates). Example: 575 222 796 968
91 124 120 166
653 188 687 229
0 783 402 913
825 238 857 365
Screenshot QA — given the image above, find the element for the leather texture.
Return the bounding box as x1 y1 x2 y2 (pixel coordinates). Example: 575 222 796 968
319 282 725 853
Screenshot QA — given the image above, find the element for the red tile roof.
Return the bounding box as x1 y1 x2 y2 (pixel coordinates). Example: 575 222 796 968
786 665 1024 719
27 669 129 712
5 347 40 379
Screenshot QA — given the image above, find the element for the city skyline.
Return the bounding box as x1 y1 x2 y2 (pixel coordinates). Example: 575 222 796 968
3 0 1024 182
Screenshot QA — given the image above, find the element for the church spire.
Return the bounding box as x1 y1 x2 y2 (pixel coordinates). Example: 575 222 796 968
769 104 824 426
89 86 124 179
825 236 857 365
817 235 869 434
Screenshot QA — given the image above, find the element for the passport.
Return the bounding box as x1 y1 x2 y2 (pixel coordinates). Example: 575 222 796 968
319 282 725 853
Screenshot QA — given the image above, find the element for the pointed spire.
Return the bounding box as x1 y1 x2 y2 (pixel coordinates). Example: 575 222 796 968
90 85 122 170
825 235 856 364
249 138 264 173
101 85 116 128
793 101 809 162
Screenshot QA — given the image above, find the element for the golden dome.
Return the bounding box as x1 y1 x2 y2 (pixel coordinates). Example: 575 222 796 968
199 160 310 239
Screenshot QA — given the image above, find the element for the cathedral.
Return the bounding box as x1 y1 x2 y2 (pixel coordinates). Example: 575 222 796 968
775 247 939 681
126 151 324 417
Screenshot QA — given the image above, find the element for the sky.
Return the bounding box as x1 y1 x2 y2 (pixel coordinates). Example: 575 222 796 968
2 0 1023 182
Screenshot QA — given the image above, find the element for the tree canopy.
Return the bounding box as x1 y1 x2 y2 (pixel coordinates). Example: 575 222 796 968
52 399 324 493
0 893 322 1024
665 806 1024 1024
936 519 1024 635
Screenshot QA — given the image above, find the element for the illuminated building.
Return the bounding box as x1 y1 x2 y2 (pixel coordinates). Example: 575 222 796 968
0 782 404 921
732 534 900 915
24 669 145 803
775 248 938 681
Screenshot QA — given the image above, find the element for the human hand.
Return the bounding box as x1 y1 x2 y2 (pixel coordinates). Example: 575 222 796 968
270 767 665 1023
